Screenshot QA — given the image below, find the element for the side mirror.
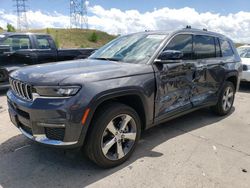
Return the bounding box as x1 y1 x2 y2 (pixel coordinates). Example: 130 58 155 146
157 50 184 62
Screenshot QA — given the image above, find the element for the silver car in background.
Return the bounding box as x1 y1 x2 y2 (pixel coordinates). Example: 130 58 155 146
237 45 250 82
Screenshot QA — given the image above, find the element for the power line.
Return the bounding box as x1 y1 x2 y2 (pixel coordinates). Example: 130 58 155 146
70 0 88 29
13 0 28 31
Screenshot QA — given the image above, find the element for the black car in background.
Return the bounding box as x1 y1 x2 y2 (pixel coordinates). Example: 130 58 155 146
7 28 242 168
0 32 96 89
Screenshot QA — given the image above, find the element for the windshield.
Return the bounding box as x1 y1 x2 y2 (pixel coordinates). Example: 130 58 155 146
90 33 167 64
237 47 250 58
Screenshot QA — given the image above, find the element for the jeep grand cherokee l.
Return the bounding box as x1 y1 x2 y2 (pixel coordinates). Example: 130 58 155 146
7 28 242 168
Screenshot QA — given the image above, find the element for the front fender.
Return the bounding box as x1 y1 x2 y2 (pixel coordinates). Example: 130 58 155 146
76 87 154 146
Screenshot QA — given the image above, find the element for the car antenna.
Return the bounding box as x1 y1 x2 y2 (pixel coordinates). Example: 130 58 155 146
203 28 208 31
186 25 191 29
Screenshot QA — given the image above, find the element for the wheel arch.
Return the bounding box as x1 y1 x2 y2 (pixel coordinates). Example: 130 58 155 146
80 88 151 145
224 71 239 91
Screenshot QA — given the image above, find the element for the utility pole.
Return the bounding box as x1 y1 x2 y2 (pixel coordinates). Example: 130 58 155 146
70 0 88 29
13 0 28 31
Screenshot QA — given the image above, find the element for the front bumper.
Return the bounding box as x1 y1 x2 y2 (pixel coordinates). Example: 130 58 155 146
7 90 86 148
241 70 250 82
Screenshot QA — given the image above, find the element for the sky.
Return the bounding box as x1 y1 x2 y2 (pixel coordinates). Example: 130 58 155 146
0 0 250 42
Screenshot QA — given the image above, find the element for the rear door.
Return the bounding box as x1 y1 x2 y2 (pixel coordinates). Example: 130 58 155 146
154 34 195 120
33 35 57 63
191 35 225 106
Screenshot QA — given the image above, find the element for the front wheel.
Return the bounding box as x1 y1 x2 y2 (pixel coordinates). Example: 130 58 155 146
85 103 141 168
211 81 235 116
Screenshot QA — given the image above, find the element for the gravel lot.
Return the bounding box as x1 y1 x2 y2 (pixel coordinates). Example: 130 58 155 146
0 85 250 188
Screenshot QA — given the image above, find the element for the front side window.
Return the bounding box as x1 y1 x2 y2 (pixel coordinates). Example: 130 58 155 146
0 36 31 51
194 35 216 59
220 39 234 57
36 36 51 49
90 34 168 64
164 34 193 60
237 47 250 58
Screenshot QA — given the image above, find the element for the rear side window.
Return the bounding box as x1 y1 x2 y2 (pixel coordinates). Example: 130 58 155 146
193 35 216 59
2 35 31 51
220 39 234 57
164 34 193 60
36 36 51 49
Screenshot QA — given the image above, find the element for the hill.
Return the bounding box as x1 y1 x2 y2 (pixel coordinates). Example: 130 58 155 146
29 28 116 48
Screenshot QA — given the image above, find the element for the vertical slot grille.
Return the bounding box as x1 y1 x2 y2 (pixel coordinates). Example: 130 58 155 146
9 78 33 101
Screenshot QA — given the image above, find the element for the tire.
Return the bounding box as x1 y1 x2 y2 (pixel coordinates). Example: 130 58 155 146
211 81 235 116
84 102 141 168
0 69 8 82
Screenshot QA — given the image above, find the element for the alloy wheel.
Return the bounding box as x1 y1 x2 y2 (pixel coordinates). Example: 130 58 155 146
101 114 137 160
222 86 234 111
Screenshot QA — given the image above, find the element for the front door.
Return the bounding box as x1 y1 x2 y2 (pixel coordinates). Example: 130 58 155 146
154 34 196 121
0 35 34 65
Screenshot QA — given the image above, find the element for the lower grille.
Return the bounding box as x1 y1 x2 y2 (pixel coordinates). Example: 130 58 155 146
45 128 65 141
20 123 33 135
243 65 248 71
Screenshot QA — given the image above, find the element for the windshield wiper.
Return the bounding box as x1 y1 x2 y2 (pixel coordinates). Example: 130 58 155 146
91 57 120 62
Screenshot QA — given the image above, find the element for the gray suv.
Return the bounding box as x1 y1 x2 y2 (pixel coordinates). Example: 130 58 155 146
7 28 242 168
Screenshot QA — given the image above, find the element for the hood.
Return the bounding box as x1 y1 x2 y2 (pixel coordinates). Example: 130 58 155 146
241 58 250 66
10 59 154 85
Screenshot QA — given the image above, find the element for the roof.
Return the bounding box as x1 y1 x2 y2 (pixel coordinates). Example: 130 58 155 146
132 27 230 40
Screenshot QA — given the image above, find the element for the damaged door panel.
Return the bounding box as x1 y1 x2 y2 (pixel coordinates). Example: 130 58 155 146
154 61 195 118
154 34 195 120
190 35 226 106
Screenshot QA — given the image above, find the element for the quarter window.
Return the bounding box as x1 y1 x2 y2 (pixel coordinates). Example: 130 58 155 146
220 39 234 57
164 34 193 60
194 35 216 59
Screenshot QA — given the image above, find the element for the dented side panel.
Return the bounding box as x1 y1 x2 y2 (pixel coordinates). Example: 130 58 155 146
154 61 195 119
190 59 224 106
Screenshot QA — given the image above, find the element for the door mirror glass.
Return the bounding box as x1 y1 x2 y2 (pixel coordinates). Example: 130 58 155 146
158 50 184 61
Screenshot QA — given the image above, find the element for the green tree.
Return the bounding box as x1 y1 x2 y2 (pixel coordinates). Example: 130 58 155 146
88 31 98 43
7 23 16 32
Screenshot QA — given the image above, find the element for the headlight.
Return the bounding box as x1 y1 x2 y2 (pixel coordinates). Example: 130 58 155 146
33 86 81 97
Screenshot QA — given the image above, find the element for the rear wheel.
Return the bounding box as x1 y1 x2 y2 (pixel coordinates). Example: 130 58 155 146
212 81 235 116
85 102 141 168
